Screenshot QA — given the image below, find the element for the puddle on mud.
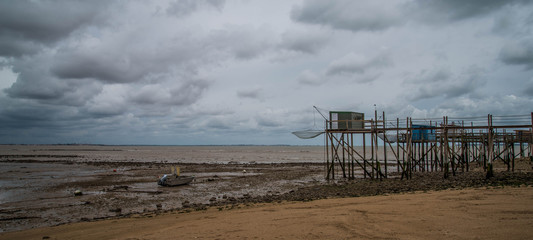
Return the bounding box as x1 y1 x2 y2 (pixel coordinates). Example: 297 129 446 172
0 162 105 205
0 145 327 233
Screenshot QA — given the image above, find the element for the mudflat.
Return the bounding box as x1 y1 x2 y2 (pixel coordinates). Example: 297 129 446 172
2 186 533 239
0 145 325 232
1 145 533 239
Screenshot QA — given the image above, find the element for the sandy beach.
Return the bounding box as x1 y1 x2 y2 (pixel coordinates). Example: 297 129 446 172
1 145 533 239
2 186 533 239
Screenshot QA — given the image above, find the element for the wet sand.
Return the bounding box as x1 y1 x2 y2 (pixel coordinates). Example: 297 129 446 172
2 186 533 239
0 145 326 232
1 145 533 238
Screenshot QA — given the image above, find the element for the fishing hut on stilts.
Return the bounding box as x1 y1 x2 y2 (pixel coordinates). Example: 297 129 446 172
294 108 533 180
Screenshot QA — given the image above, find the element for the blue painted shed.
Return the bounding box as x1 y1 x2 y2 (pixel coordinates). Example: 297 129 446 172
412 124 436 141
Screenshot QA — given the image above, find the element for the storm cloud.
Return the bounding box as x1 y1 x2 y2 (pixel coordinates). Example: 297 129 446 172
499 39 533 70
291 0 405 32
405 0 533 23
0 0 110 56
0 0 532 145
406 66 486 101
326 52 392 76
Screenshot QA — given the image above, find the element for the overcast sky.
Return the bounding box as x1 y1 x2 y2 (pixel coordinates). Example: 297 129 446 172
1 0 532 145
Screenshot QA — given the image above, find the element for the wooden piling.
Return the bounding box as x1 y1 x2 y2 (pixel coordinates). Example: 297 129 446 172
322 112 532 180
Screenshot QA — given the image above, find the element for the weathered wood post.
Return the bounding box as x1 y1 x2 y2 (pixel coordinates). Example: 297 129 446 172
486 114 494 179
383 111 387 178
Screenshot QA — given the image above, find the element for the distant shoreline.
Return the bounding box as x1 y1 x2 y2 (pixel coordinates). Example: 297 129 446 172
0 143 324 147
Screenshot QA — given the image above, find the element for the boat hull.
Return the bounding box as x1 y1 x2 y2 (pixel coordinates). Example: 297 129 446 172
158 175 194 187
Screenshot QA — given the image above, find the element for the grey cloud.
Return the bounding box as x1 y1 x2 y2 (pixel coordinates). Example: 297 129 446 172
5 53 103 106
406 0 532 23
490 6 533 36
51 53 138 83
166 0 225 18
82 84 128 118
297 70 322 86
236 88 262 99
0 0 109 57
388 93 533 121
406 68 452 84
130 79 209 106
440 81 477 98
130 85 169 105
1 1 529 145
407 66 485 101
291 0 532 34
524 79 533 96
0 95 86 133
326 53 391 76
254 108 292 129
0 35 41 57
523 85 533 96
5 73 67 101
434 94 533 117
204 118 232 130
256 116 282 128
53 80 103 107
351 73 382 84
13 10 273 95
499 39 533 70
167 79 209 106
279 29 329 54
1 1 254 140
209 25 275 60
85 103 126 118
291 0 405 32
178 106 235 119
48 13 228 84
296 53 390 86
289 108 317 127
0 100 56 129
51 40 198 84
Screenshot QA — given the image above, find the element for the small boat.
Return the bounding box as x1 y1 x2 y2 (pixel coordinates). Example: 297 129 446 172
158 165 194 186
158 174 195 187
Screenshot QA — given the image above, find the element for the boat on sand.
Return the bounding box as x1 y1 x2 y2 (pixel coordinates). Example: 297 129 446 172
158 166 194 186
158 174 194 186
